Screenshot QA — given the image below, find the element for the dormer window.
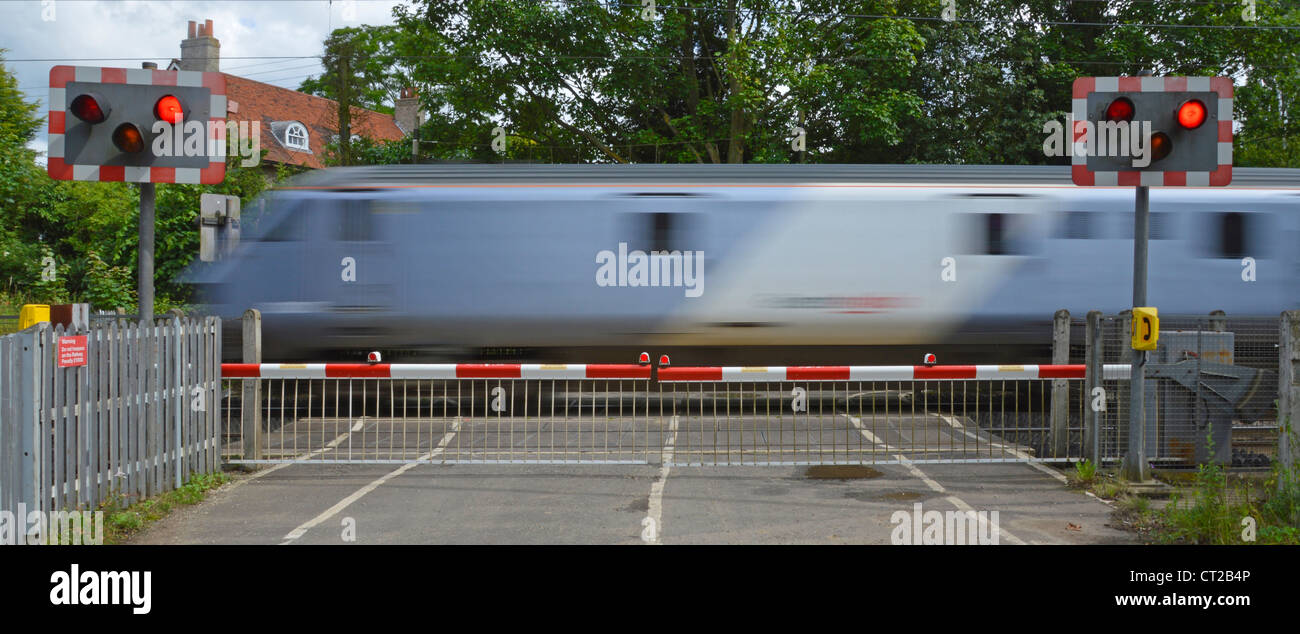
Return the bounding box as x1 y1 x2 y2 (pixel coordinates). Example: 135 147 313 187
270 120 312 153
284 122 309 150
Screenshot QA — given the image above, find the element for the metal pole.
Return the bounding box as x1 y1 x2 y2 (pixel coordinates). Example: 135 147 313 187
138 62 157 323
139 182 155 321
1123 184 1150 481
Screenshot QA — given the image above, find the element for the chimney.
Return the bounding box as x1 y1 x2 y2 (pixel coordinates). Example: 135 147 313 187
180 18 219 72
394 87 421 136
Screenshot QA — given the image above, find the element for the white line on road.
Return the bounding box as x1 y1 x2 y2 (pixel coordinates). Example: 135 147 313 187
221 420 367 494
896 455 1027 545
279 419 462 545
840 414 897 452
643 415 679 545
935 415 1069 485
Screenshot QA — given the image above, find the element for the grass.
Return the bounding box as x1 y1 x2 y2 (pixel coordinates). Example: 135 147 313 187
1072 466 1132 499
1150 418 1300 544
1099 416 1300 545
98 472 232 544
1070 459 1098 485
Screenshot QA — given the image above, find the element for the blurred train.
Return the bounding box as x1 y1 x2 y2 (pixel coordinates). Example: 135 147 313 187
185 164 1300 363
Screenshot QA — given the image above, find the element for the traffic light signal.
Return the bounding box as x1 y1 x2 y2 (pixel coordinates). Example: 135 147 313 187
1071 76 1233 187
47 66 227 184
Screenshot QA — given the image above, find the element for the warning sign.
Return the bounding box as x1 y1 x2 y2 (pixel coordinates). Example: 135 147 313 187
57 335 87 368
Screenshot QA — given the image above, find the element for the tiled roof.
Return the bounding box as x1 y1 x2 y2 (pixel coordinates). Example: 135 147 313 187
223 74 405 169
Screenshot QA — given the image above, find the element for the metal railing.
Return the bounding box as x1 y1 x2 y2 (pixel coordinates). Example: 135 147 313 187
220 362 1129 466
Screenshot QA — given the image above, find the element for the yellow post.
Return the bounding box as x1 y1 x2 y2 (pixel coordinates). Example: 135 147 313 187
18 304 50 330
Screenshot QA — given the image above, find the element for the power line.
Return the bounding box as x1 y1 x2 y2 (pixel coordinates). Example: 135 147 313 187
529 0 1300 31
4 56 320 63
238 62 325 78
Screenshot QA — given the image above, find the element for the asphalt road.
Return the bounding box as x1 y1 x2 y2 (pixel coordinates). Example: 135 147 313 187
135 409 1135 545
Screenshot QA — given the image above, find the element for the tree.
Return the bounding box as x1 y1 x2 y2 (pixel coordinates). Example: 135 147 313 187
337 0 1298 167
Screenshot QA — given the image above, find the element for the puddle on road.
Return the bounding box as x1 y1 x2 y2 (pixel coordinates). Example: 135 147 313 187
803 465 883 480
842 490 928 502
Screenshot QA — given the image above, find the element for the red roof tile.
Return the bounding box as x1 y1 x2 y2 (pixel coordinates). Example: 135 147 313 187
222 74 405 169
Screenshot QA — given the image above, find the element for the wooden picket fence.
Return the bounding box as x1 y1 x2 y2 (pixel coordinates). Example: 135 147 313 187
0 317 222 519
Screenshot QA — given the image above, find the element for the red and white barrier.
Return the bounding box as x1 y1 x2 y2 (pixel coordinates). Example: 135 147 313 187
221 362 1131 382
220 363 652 380
657 364 1132 382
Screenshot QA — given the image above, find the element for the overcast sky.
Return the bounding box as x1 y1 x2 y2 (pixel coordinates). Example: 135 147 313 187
0 0 409 160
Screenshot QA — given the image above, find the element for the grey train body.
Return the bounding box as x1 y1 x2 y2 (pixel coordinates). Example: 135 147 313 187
186 164 1300 363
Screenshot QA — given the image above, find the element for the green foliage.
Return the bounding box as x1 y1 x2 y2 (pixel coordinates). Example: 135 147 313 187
1073 459 1097 484
1161 461 1237 544
100 471 231 544
80 250 136 311
1156 422 1300 545
322 135 414 167
293 1 1300 167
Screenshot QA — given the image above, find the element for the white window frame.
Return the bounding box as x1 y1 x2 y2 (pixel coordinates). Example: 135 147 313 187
284 122 310 150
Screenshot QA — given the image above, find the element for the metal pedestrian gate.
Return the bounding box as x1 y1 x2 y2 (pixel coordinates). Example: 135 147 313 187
220 362 1130 466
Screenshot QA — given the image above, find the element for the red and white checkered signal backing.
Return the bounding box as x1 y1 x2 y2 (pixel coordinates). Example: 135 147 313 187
47 65 227 184
1071 76 1233 187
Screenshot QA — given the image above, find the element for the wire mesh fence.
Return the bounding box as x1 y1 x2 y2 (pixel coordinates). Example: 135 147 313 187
1080 312 1280 468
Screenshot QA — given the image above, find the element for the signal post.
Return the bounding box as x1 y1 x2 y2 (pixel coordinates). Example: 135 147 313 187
1072 74 1234 481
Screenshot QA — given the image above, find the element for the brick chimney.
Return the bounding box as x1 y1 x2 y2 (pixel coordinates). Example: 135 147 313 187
180 19 219 72
394 87 421 135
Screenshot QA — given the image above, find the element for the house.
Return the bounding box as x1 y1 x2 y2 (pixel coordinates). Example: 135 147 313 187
167 19 414 173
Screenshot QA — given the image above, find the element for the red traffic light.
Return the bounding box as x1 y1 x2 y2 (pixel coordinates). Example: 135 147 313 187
1105 97 1134 122
154 95 184 125
112 123 145 153
1150 132 1172 162
1177 99 1206 129
69 93 108 123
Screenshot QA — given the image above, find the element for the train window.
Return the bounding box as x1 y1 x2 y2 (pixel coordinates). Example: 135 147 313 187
1058 212 1092 239
976 213 1031 255
1114 212 1172 239
621 211 698 253
1150 212 1173 239
337 201 373 242
1218 212 1248 258
650 212 673 252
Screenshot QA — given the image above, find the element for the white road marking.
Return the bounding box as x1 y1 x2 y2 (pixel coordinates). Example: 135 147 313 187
279 419 462 545
935 415 1070 485
840 414 897 452
221 420 366 493
643 415 679 545
897 455 1027 545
